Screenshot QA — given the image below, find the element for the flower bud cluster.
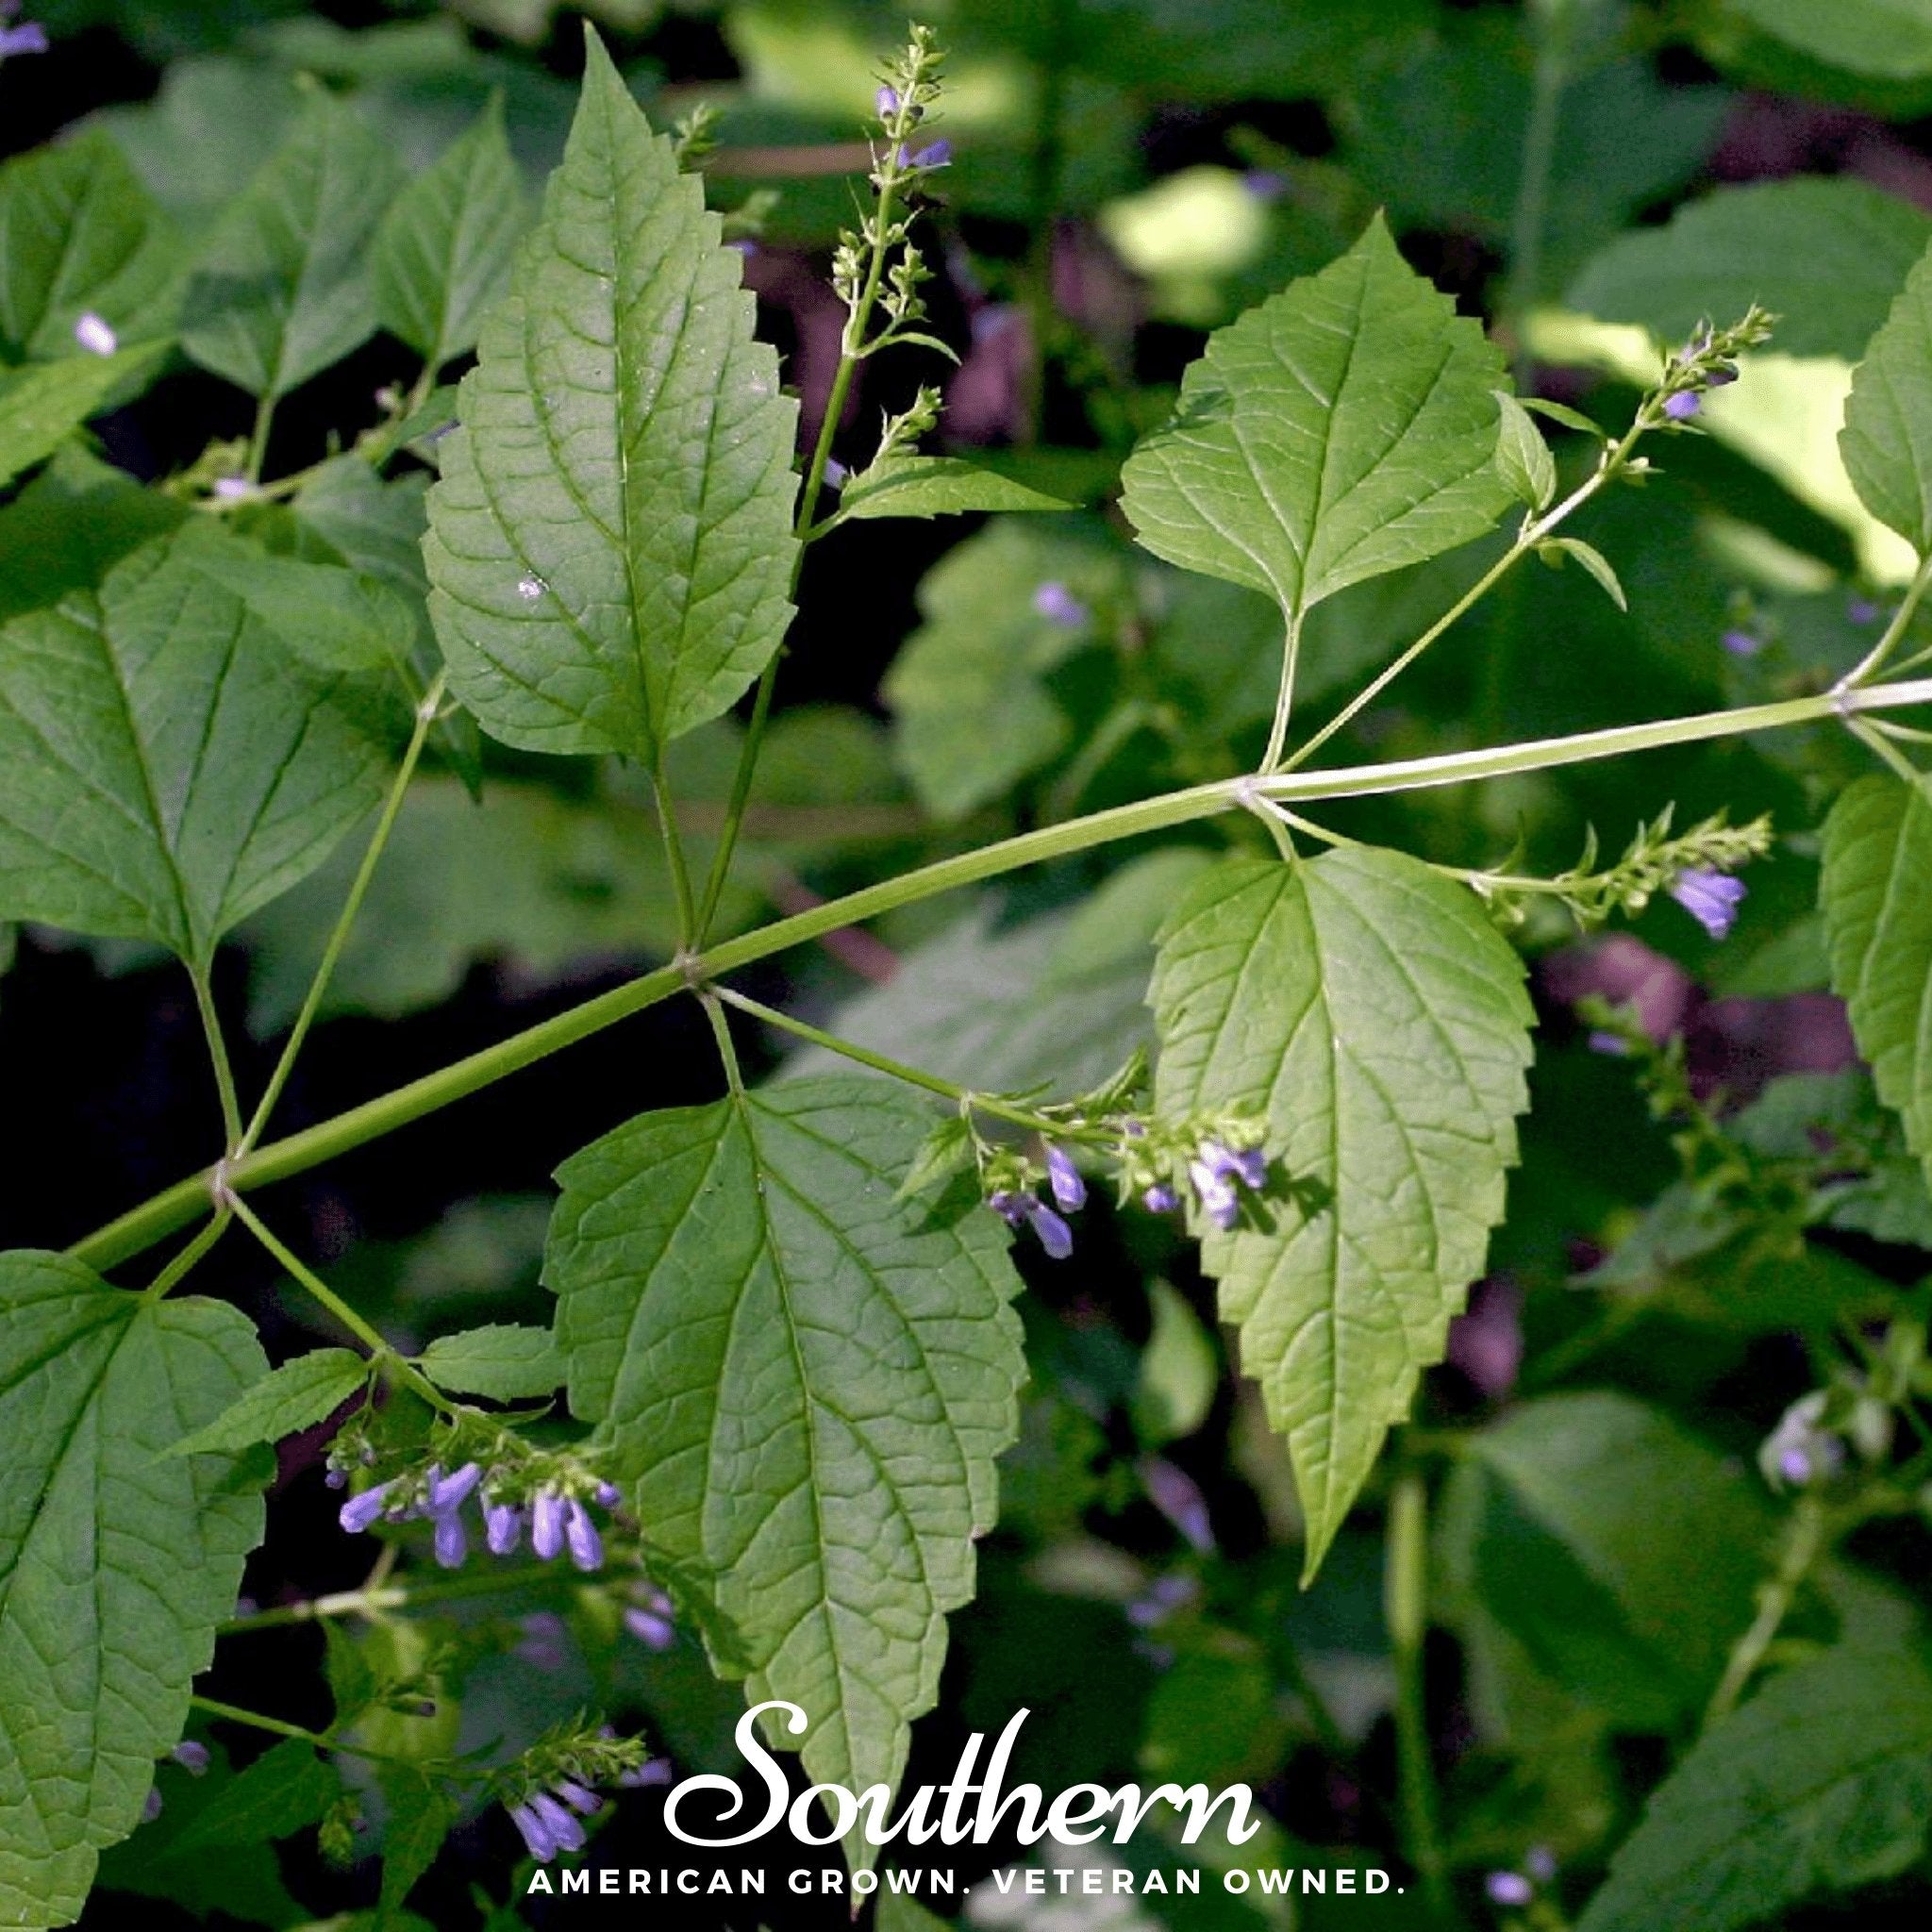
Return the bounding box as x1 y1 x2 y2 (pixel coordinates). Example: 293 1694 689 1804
498 1725 660 1865
333 1427 623 1574
1647 306 1774 426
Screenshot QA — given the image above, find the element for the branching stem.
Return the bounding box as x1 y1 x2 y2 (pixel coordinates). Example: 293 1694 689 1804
67 676 1932 1275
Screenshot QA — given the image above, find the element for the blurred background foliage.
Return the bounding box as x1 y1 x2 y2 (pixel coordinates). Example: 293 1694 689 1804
12 0 1932 1927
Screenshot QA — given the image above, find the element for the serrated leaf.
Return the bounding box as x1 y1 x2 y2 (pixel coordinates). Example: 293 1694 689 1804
1121 215 1511 650
182 90 403 400
1493 391 1556 510
1566 178 1932 361
1821 774 1932 1191
170 521 425 680
1576 1648 1932 1932
169 1348 368 1457
375 1765 457 1926
833 456 1073 525
547 1076 1025 1869
0 446 185 625
1456 1393 1774 1728
1733 0 1932 80
425 32 798 762
1149 852 1533 1577
0 128 183 362
895 1116 976 1202
1541 535 1627 610
0 1250 269 1928
416 1324 562 1402
97 1738 336 1925
1519 396 1607 437
1841 237 1932 549
0 526 391 971
374 95 525 374
0 345 167 491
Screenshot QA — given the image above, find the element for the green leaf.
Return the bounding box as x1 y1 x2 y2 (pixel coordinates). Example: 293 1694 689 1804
169 521 425 680
97 1738 336 1926
1841 237 1932 550
833 457 1073 525
1453 1393 1774 1728
294 456 431 594
1732 0 1932 80
547 1076 1025 1866
0 527 391 970
169 1348 369 1457
1120 216 1512 643
0 446 186 625
0 1251 269 1928
1131 1282 1220 1449
1821 774 1932 1190
1540 535 1627 610
0 345 167 491
1149 852 1533 1576
374 95 526 374
0 128 183 362
1493 391 1555 511
416 1324 562 1401
425 32 798 761
375 1766 457 1926
182 89 403 400
1566 178 1932 361
1576 1648 1932 1932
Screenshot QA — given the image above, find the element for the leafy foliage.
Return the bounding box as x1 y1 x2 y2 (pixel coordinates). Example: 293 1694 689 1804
1150 853 1534 1574
0 1253 268 1925
424 33 798 762
547 1077 1025 1859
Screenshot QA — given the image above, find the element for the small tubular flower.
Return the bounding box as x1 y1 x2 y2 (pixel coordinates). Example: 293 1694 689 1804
1668 867 1745 940
531 1490 567 1561
338 1480 394 1535
1045 1144 1086 1211
563 1497 604 1573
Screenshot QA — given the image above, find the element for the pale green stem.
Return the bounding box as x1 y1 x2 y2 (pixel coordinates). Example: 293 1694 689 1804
714 985 1104 1141
141 1209 231 1302
225 1560 579 1632
225 1193 457 1418
243 395 276 485
1506 43 1566 375
1280 420 1645 777
1386 1469 1451 1920
66 675 1932 1275
189 1694 444 1773
239 675 447 1158
1850 715 1923 786
692 138 917 944
1703 1493 1829 1727
1260 615 1304 773
1840 550 1932 689
190 965 242 1152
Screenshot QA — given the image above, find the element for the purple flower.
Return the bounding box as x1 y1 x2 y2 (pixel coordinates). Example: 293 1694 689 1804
0 13 47 58
593 1480 622 1507
339 1480 394 1535
425 1461 482 1513
1027 1201 1074 1259
142 1787 163 1824
1190 1159 1241 1232
1142 1182 1179 1214
508 1801 556 1862
1586 1029 1630 1057
531 1490 567 1561
1045 1144 1086 1211
564 1497 603 1573
625 1604 676 1650
1778 1445 1814 1485
325 1467 346 1490
1721 628 1761 658
1031 580 1089 627
1524 1846 1557 1884
1663 391 1701 422
485 1496 524 1556
1243 169 1287 202
988 1189 1029 1228
1486 1871 1533 1907
1668 867 1746 940
618 1758 674 1790
1850 597 1882 625
171 1741 209 1775
432 1510 468 1569
74 311 116 357
554 1779 602 1817
909 140 951 169
529 1791 586 1855
876 84 900 118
